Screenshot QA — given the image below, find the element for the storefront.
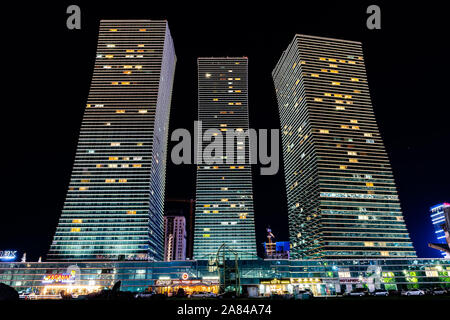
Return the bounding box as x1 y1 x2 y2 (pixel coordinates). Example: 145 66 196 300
259 278 330 296
155 273 219 296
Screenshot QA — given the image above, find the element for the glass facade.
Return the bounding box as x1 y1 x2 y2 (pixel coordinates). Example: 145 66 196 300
1 258 449 297
48 20 176 261
272 35 416 259
430 203 450 257
193 57 257 260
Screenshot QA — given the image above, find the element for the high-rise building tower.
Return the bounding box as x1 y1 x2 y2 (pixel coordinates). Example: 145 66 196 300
164 215 187 261
429 203 450 257
272 34 416 259
48 20 176 261
193 57 257 260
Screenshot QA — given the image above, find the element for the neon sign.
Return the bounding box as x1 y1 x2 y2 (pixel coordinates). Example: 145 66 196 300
181 273 189 280
42 270 76 284
0 250 17 261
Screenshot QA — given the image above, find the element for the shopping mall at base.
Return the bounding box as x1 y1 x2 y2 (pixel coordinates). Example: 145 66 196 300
1 258 449 298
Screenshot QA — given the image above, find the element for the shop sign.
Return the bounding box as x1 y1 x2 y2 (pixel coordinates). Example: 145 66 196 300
260 279 290 285
339 278 360 284
0 250 17 261
42 270 76 284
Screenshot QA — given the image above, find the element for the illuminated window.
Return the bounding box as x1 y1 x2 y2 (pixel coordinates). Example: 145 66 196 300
366 182 374 187
109 157 118 160
339 165 347 170
79 187 88 191
380 251 390 257
331 81 340 85
116 110 125 113
364 242 374 247
105 179 116 183
119 179 127 183
72 219 82 223
310 74 319 78
314 98 323 102
71 228 81 232
111 142 120 146
319 129 329 133
127 211 136 215
109 29 117 32
351 78 359 82
349 158 358 163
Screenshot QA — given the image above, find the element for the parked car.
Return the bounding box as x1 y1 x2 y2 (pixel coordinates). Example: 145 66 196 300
190 292 216 298
370 289 389 296
295 289 313 300
387 289 401 296
401 288 425 296
218 291 237 299
429 287 447 296
344 288 368 297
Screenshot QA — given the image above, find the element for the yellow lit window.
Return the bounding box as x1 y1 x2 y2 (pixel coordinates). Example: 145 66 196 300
139 28 147 32
105 55 114 59
336 106 345 110
79 187 88 191
364 242 374 247
123 65 133 69
203 234 210 238
116 110 125 113
349 158 358 163
71 228 81 232
123 71 132 74
126 49 134 53
121 82 130 85
310 74 319 78
81 179 90 183
132 164 142 168
138 110 148 113
314 98 323 102
339 165 347 170
137 143 143 146
105 179 116 183
96 164 102 168
127 210 136 215
235 90 241 93
110 29 117 32
319 129 329 133
111 142 120 146
351 78 359 82
350 119 358 124
234 78 241 80
213 98 219 101
111 82 119 85
381 251 390 257
203 204 210 207
331 81 340 85
72 219 82 223
366 182 374 187
212 210 219 213
109 157 118 160
119 179 127 183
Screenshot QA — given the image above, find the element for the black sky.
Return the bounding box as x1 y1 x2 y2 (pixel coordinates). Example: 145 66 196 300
0 1 448 260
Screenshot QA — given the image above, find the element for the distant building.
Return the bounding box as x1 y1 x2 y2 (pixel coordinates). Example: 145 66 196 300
164 216 187 261
429 203 450 258
264 241 290 259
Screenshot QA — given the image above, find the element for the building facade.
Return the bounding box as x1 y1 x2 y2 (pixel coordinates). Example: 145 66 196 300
193 57 257 260
263 241 290 259
272 35 416 260
1 258 449 298
430 203 450 257
164 215 187 261
48 20 176 261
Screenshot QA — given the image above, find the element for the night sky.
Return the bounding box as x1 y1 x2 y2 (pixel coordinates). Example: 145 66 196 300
1 2 448 261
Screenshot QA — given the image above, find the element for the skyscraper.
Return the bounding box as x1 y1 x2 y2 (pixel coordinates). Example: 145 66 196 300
193 57 257 260
48 20 176 261
429 203 450 257
164 215 187 261
272 34 416 259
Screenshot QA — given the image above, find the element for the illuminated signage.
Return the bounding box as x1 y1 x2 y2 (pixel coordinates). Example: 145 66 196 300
339 278 360 284
181 273 189 280
42 270 76 284
0 250 17 261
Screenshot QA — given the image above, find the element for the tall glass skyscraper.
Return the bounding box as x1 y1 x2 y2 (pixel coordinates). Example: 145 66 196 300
272 35 416 259
193 57 257 260
430 203 450 257
48 20 176 261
